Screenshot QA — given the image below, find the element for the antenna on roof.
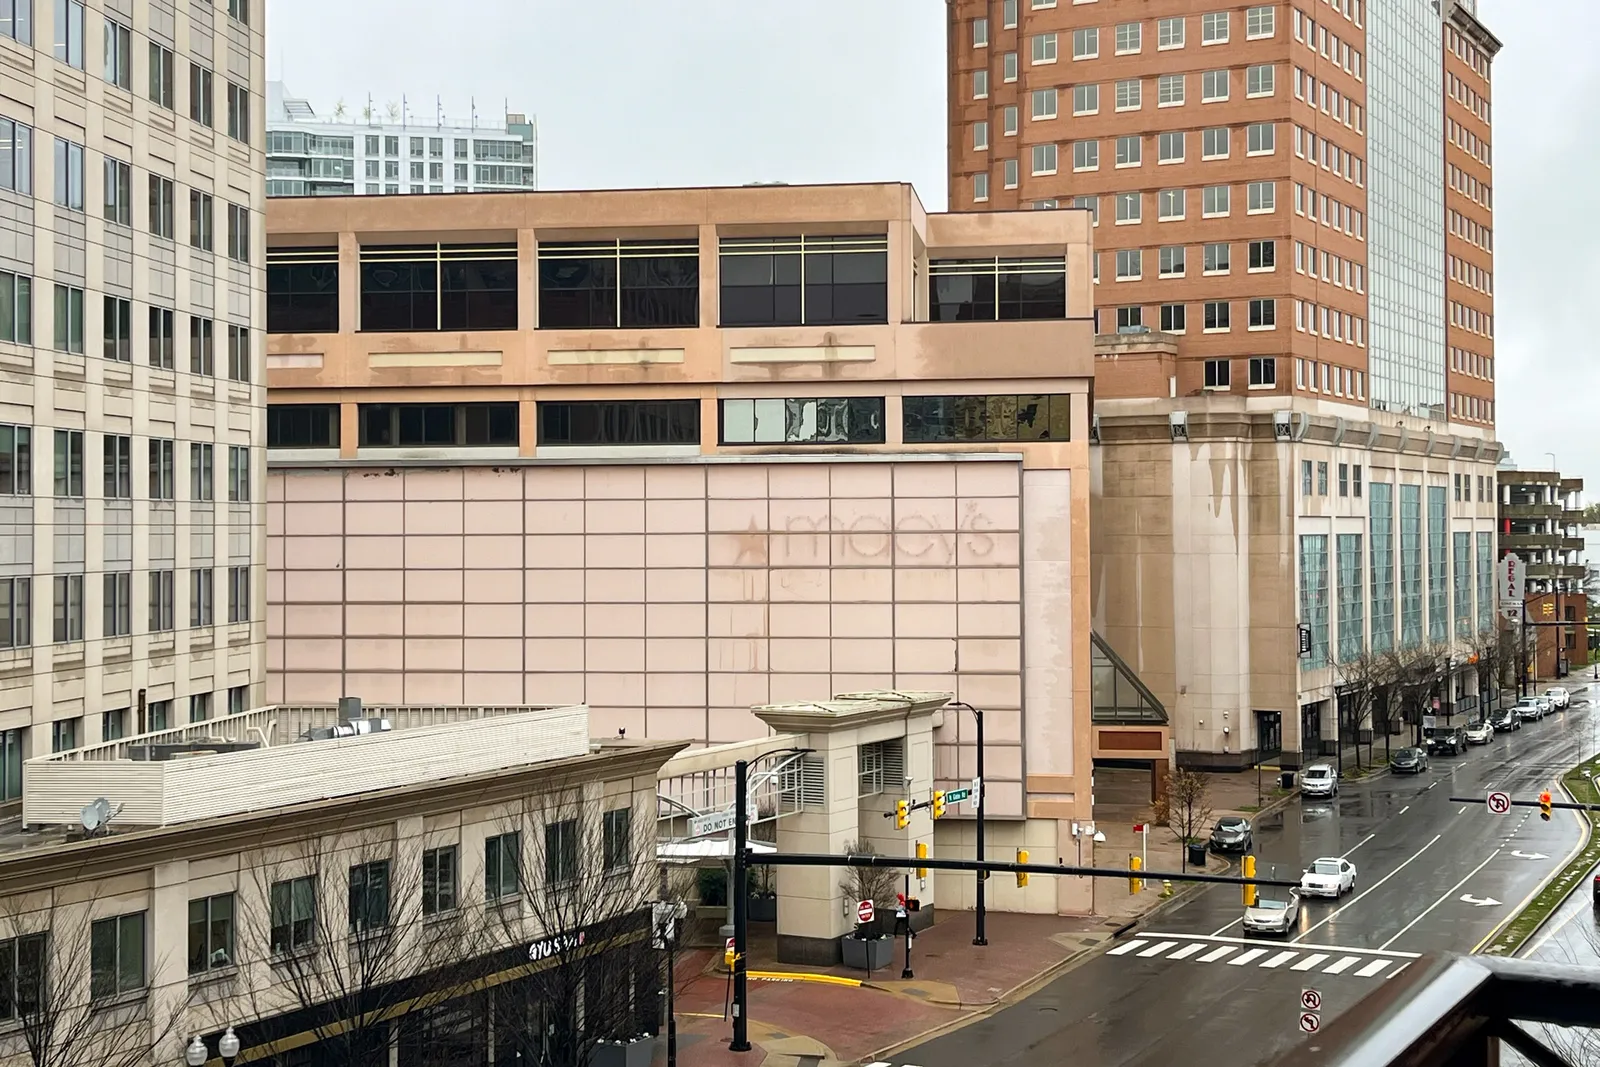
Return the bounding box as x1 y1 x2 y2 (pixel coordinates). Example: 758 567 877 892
79 797 122 836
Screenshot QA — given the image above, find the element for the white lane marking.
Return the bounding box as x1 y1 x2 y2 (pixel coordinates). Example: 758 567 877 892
1211 918 1242 936
1198 945 1237 962
1292 953 1331 971
1228 948 1269 966
1169 942 1207 960
1355 958 1391 978
1262 950 1297 968
1107 939 1147 956
864 1063 891 1067
1144 932 1420 958
1342 833 1377 858
1137 940 1177 958
1388 961 1411 978
1398 805 1411 816
1377 848 1502 951
1324 955 1361 975
1458 806 1469 815
1295 834 1443 941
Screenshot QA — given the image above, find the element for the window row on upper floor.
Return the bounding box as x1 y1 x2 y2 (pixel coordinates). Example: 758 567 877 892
265 240 1072 335
265 395 1076 451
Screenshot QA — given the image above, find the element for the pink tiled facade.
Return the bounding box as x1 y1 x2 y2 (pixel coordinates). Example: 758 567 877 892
268 458 1029 809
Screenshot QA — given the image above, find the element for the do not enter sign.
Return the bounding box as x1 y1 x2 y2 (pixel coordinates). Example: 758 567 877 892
857 899 875 924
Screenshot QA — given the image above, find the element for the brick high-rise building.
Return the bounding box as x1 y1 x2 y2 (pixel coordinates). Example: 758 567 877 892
947 1 1507 769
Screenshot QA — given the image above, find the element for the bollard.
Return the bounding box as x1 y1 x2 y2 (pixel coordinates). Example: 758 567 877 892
1161 880 1174 898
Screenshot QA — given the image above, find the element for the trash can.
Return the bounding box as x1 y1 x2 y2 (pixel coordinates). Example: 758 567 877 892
1280 771 1295 790
1188 843 1208 868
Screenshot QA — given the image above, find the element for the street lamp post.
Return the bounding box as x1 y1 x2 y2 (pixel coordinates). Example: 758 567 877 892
947 701 988 946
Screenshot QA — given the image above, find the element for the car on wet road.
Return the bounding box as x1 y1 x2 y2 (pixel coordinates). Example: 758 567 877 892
1491 707 1522 732
1300 762 1338 799
1426 726 1464 756
1299 856 1357 898
1544 686 1570 710
1391 747 1430 774
1208 816 1253 853
1516 696 1549 722
1243 889 1302 935
1465 720 1493 745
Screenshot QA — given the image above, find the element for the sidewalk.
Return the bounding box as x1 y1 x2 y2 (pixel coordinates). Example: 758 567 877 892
656 771 1299 1066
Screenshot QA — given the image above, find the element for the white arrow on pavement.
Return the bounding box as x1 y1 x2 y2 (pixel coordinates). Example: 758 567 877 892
1510 850 1550 860
1460 894 1502 907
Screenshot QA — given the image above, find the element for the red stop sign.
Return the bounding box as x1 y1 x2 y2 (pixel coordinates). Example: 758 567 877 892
857 899 875 924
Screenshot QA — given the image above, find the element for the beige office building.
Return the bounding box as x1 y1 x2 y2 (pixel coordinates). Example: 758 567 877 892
0 1 266 801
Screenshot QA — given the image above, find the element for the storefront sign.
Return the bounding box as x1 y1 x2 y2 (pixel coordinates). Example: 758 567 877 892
527 929 586 963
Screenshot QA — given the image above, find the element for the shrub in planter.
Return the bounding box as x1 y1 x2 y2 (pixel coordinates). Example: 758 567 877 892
748 864 778 922
837 841 898 971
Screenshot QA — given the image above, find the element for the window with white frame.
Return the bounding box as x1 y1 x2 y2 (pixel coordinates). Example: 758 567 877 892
1202 69 1229 101
1115 78 1141 110
974 172 989 201
1115 249 1141 280
1249 356 1276 386
1202 127 1229 159
974 70 989 99
1115 191 1141 224
1159 245 1185 277
1161 303 1185 331
1201 11 1229 43
974 17 989 47
1158 188 1185 220
1247 122 1275 154
1072 140 1098 170
1203 242 1229 273
1032 88 1058 120
1004 158 1019 187
1003 52 1018 81
1073 83 1099 114
1072 194 1098 224
1246 5 1276 38
1249 298 1276 329
1247 64 1275 96
1157 73 1184 106
1002 106 1018 136
1032 32 1057 63
1158 16 1185 48
1073 27 1098 59
1248 180 1276 212
1203 184 1230 216
1204 300 1231 331
1115 22 1141 53
974 122 989 151
1158 131 1184 163
1248 239 1275 271
1031 143 1057 175
1003 0 1017 27
1115 134 1141 167
1116 306 1142 330
1204 358 1230 388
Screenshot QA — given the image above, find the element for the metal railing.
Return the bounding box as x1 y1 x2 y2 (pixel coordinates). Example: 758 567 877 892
1267 953 1600 1067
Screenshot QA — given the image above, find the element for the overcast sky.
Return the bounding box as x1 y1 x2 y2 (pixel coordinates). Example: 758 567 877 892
265 0 1589 487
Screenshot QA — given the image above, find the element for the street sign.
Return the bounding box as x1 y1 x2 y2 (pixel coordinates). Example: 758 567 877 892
1299 1012 1321 1034
1301 989 1322 1012
1422 715 1437 731
856 899 875 924
1487 790 1511 815
687 810 737 838
1499 554 1526 619
1133 823 1147 834
943 787 972 804
970 777 982 810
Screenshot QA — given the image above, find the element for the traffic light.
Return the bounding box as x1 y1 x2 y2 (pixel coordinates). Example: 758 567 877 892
1242 854 1257 908
1129 855 1143 894
895 799 909 830
932 790 946 820
916 841 928 879
1541 791 1553 821
1016 848 1029 887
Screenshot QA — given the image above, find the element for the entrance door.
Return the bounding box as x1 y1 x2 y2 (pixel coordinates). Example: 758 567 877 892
1254 710 1282 764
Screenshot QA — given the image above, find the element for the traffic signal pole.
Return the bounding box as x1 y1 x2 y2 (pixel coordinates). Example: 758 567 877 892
729 759 751 1053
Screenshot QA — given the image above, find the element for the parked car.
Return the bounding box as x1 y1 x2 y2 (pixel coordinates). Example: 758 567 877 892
1515 697 1547 723
1465 721 1494 745
1244 890 1302 936
1391 747 1430 774
1491 708 1522 732
1545 687 1571 710
1300 763 1338 799
1209 816 1254 853
1427 727 1465 757
1300 857 1357 898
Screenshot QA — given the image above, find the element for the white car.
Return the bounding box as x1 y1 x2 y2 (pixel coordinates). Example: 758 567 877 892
1300 763 1338 799
1300 857 1357 898
1244 890 1302 936
1545 687 1571 710
1465 721 1493 745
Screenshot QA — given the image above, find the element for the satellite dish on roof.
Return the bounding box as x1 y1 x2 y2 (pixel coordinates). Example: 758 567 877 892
80 797 115 835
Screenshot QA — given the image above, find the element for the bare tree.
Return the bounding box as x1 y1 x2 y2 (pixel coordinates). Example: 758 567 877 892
1334 647 1395 770
0 892 189 1067
1384 644 1449 747
839 840 898 939
240 830 487 1067
1470 626 1512 717
487 787 661 1067
1158 769 1212 872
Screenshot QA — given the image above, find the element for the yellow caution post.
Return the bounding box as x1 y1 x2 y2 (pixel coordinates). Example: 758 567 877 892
1129 854 1143 894
1242 854 1257 908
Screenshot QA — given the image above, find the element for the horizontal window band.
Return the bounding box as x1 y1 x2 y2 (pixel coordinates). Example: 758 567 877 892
537 240 699 259
266 248 338 265
718 235 889 255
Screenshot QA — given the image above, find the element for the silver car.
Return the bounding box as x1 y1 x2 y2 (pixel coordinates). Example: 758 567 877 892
1244 890 1302 936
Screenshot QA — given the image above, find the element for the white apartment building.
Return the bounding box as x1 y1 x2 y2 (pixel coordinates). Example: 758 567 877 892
0 0 266 797
265 82 537 197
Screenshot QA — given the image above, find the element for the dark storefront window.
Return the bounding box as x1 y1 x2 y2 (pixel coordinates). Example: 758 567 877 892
928 256 1067 320
267 404 340 449
537 399 699 447
266 247 339 333
358 403 518 448
902 394 1072 443
360 243 517 332
719 235 888 327
538 238 699 329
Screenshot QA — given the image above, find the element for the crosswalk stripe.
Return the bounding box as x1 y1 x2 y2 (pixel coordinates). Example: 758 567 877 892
1198 945 1237 962
1292 953 1330 971
864 1063 891 1067
1228 948 1268 966
1389 961 1411 978
1107 940 1148 956
1324 956 1361 975
1169 942 1206 960
1138 940 1178 958
1355 959 1391 978
1261 951 1297 969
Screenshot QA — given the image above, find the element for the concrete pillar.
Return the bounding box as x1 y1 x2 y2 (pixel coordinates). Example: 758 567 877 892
773 742 860 965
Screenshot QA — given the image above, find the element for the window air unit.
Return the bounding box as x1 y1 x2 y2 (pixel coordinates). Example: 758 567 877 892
1169 411 1188 441
1274 410 1293 441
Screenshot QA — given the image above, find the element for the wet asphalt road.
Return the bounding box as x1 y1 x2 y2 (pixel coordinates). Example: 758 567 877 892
891 698 1598 1067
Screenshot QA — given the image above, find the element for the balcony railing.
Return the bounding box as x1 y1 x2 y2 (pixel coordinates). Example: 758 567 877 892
1268 953 1600 1067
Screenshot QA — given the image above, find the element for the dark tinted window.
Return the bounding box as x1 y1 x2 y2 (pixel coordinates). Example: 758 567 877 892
903 394 1072 443
358 403 518 447
360 247 437 332
719 236 887 327
538 239 698 329
441 248 517 331
537 400 699 447
267 404 339 448
359 243 517 332
266 248 339 333
929 257 1066 321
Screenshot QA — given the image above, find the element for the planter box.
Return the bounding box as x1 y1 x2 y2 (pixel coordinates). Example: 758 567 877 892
840 935 895 972
591 1038 654 1067
747 895 777 923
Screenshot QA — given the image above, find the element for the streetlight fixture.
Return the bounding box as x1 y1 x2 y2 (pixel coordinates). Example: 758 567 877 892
184 1028 240 1067
184 1037 206 1067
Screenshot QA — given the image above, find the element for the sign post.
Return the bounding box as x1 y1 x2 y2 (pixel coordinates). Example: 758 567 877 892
1133 822 1149 876
1300 988 1322 1034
